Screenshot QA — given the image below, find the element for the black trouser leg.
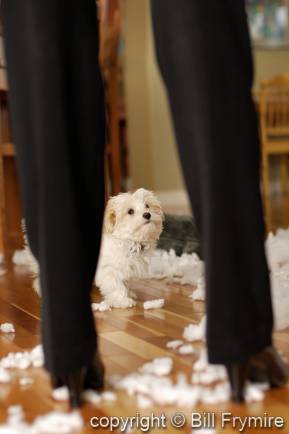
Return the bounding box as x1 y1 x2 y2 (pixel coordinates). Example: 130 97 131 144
151 0 273 364
2 0 106 375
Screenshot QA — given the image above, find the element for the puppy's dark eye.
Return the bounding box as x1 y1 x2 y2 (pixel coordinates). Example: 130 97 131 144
128 208 134 215
145 204 150 209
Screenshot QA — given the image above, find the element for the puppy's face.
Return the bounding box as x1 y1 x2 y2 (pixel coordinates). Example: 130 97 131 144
104 188 164 242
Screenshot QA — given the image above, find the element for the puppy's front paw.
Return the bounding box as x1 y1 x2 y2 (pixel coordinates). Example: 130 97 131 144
129 290 138 300
107 297 136 309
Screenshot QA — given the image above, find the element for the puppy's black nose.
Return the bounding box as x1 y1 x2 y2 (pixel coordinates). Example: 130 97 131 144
143 212 151 220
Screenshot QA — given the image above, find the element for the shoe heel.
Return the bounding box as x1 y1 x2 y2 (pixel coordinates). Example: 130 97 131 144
226 363 247 403
65 368 86 409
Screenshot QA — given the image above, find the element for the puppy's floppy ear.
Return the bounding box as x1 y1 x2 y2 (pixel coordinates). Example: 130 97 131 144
146 190 165 220
103 197 117 234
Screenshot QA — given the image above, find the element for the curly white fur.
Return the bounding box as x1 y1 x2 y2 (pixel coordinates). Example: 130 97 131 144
95 188 164 307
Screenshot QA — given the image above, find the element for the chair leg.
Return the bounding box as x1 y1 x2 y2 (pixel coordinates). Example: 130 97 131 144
262 154 272 231
280 155 288 196
0 154 8 256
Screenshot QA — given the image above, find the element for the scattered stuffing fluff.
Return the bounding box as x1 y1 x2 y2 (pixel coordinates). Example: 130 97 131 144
166 340 184 350
192 365 228 385
52 386 69 402
0 367 11 383
149 229 289 330
0 405 83 434
149 250 204 285
194 348 209 372
137 394 153 409
91 301 111 312
51 386 117 404
191 348 228 385
12 249 31 266
192 430 217 434
139 358 173 376
190 277 206 301
19 377 33 387
245 383 266 403
33 411 83 434
101 391 117 402
265 229 289 330
117 372 200 407
143 299 165 310
82 389 116 406
178 344 195 355
82 390 102 405
0 345 44 370
0 323 15 333
183 316 206 342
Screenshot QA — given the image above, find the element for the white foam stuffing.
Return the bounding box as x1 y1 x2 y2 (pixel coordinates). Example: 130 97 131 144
0 323 15 334
143 299 165 310
91 301 111 312
0 406 83 434
245 383 265 402
166 339 184 350
178 344 195 355
52 386 69 402
0 345 44 370
194 348 209 371
246 229 289 330
82 389 102 405
33 410 83 434
192 429 217 434
149 249 204 285
265 229 289 329
0 367 11 383
19 377 33 387
183 316 206 342
101 391 117 402
137 394 153 409
149 228 289 330
116 372 201 407
191 277 206 301
139 357 173 376
12 250 31 266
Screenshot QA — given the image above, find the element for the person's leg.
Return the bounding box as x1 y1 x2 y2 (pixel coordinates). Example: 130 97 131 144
2 0 105 377
150 0 273 364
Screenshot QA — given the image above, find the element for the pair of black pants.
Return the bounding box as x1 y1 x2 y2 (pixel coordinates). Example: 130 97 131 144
2 0 106 375
151 0 273 363
2 0 273 372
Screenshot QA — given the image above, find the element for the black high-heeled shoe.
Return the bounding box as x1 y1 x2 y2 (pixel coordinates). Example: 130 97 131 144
51 354 105 408
226 346 289 403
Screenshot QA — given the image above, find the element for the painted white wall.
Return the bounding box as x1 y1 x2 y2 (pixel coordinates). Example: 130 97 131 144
123 0 289 193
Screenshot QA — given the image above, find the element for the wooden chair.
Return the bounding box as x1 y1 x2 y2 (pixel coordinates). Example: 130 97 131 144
259 73 289 229
0 83 23 257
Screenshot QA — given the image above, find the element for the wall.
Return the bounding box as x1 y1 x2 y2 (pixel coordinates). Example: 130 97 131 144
123 0 184 192
254 49 289 84
123 0 289 192
122 0 154 190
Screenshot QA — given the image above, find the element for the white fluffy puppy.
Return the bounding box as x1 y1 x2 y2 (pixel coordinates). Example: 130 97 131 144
96 188 164 308
26 188 163 308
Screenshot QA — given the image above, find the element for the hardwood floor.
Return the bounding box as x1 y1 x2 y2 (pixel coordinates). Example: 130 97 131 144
0 260 288 433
